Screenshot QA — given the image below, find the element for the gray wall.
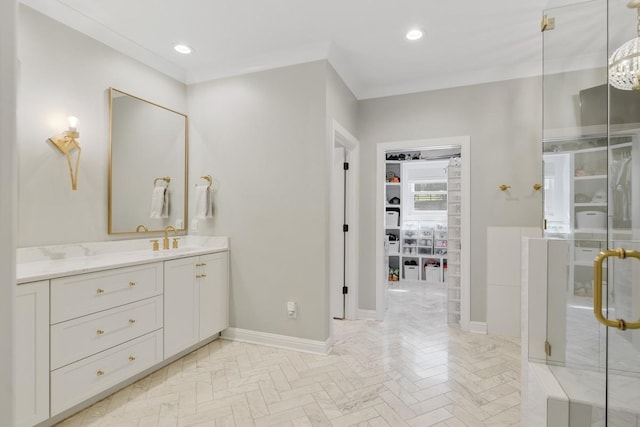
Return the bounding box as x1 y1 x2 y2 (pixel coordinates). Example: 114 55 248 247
16 3 550 331
357 76 543 321
187 61 333 341
17 5 358 343
326 63 359 135
17 6 186 247
0 0 17 423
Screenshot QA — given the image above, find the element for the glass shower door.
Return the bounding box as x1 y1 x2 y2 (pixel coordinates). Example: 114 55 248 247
596 243 640 424
542 0 606 424
603 0 640 424
543 0 640 424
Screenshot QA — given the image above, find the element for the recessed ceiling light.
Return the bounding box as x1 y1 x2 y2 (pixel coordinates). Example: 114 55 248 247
406 29 424 41
174 44 192 54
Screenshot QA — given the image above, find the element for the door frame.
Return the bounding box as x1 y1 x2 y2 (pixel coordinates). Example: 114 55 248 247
375 136 471 331
329 120 360 322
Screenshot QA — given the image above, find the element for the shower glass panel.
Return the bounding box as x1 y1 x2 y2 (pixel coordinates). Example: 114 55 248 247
605 0 640 423
543 0 640 424
542 0 607 424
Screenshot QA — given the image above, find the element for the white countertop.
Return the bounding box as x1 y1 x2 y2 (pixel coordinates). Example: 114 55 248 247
17 235 229 284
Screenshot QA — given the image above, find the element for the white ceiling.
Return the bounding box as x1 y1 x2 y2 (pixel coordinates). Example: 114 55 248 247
20 0 617 99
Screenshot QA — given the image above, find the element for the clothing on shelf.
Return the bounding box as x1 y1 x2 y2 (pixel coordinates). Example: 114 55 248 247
609 154 631 222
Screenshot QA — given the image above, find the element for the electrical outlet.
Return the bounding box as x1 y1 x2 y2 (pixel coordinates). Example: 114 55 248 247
190 218 199 231
287 301 297 318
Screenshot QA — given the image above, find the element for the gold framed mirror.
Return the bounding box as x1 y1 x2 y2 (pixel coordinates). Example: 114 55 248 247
108 87 188 234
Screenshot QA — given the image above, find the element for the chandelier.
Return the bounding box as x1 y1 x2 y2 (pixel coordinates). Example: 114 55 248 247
609 0 640 90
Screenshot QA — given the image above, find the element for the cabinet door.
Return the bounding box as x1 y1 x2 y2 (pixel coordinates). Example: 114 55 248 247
164 257 199 358
198 252 229 340
15 281 49 427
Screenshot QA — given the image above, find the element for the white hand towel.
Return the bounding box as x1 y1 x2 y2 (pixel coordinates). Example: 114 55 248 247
150 187 169 219
195 184 213 218
161 189 169 218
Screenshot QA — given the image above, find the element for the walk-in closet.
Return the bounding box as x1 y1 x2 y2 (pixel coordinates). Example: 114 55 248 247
384 147 462 324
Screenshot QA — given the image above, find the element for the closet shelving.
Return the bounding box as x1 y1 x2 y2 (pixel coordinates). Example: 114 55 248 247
446 159 462 324
543 135 634 297
402 221 447 282
385 154 449 284
386 161 402 281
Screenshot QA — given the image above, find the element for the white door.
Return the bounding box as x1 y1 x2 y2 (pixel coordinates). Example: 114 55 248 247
331 146 348 319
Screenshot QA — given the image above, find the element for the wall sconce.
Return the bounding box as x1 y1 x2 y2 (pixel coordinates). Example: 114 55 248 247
48 116 81 190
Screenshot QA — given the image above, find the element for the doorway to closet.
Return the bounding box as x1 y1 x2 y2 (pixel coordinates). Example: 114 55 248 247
375 137 470 329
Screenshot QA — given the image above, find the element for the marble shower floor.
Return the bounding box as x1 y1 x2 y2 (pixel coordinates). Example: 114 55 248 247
55 282 521 427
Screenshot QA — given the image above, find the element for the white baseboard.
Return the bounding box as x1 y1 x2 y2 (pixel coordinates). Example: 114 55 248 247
222 328 332 355
469 321 487 334
357 309 377 320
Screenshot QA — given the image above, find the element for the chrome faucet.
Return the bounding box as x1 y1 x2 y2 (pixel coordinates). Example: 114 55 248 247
163 225 176 250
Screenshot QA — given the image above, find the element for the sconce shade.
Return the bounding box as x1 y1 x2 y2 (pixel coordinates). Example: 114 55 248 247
67 116 79 131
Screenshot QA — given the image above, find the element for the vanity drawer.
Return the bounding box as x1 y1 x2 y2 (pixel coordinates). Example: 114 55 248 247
50 329 163 416
51 295 163 370
51 263 163 324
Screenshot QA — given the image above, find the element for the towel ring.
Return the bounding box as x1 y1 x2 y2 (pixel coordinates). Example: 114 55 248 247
200 175 213 189
153 176 171 187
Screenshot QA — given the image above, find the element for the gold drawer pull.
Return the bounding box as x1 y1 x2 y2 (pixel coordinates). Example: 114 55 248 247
196 274 207 279
129 281 136 287
96 329 105 335
195 263 206 267
129 319 136 325
97 370 105 376
96 288 105 294
129 355 136 362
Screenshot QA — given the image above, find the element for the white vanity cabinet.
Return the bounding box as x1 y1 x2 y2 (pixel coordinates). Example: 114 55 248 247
49 263 165 417
164 252 229 358
15 281 49 427
16 240 229 426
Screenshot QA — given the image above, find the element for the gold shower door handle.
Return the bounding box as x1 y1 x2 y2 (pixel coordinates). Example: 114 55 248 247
593 249 640 330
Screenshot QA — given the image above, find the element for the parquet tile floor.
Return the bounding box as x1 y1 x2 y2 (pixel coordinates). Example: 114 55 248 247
55 282 521 427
